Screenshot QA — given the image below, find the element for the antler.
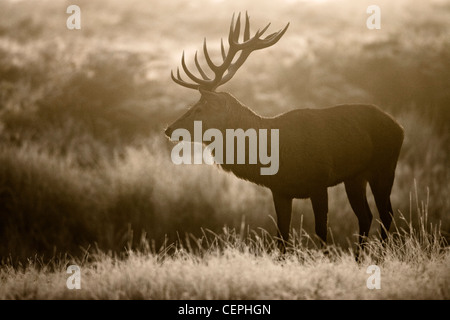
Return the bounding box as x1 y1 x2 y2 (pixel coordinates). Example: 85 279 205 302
171 12 289 91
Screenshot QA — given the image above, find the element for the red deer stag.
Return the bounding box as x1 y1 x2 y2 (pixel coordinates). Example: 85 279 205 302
165 12 404 252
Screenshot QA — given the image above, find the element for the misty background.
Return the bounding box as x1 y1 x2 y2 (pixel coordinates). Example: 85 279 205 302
0 0 449 261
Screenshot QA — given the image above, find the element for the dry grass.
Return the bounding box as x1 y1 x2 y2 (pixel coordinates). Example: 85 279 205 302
1 206 448 300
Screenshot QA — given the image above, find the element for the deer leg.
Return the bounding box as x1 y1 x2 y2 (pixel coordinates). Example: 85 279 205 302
311 188 329 247
369 170 396 242
271 191 293 253
344 176 373 251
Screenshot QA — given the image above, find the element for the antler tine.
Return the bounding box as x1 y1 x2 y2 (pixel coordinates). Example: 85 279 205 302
244 12 250 41
220 38 227 61
232 12 241 43
261 22 290 46
247 22 290 50
203 38 220 72
181 51 211 86
257 22 271 38
194 51 210 80
171 68 199 90
228 12 236 46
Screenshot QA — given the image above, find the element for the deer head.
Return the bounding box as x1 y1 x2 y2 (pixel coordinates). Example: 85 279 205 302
165 12 289 138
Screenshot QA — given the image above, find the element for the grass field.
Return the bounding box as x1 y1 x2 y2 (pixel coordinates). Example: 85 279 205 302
0 0 449 299
1 209 448 299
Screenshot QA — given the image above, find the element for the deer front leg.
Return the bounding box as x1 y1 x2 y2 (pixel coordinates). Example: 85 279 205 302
271 191 293 253
310 188 329 247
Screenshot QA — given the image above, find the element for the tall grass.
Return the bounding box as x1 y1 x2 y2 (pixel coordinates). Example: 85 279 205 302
0 189 447 300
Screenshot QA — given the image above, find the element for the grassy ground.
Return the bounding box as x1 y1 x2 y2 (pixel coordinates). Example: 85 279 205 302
2 250 448 300
0 0 449 299
1 212 448 300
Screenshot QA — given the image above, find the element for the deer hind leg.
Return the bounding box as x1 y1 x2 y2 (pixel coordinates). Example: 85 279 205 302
369 169 396 241
344 175 373 248
310 188 329 246
271 192 293 253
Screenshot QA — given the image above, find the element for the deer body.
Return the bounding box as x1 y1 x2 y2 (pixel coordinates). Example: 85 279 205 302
166 13 404 251
251 103 402 198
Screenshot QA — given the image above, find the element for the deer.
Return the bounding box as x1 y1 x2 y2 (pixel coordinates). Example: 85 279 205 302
165 12 404 254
